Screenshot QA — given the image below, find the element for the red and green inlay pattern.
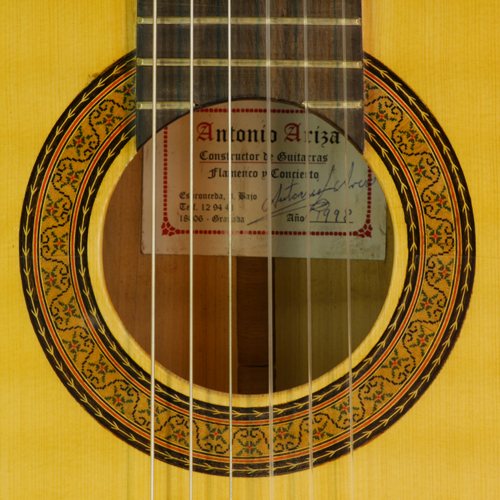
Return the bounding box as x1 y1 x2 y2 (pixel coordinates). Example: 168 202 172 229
20 52 474 477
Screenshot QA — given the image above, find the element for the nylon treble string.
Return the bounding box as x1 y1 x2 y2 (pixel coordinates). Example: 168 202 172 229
341 0 355 498
189 0 195 498
150 0 158 499
265 0 274 496
227 0 234 497
302 0 315 498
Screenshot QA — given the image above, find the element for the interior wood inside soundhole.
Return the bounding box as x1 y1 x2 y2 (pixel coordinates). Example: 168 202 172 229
103 150 393 394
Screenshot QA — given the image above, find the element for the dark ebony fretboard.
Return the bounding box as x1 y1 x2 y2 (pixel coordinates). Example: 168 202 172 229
136 0 364 150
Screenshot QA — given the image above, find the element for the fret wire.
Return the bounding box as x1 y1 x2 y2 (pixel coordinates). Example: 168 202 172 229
303 100 363 109
149 0 158 499
137 101 193 110
137 58 362 69
136 100 363 110
138 16 362 26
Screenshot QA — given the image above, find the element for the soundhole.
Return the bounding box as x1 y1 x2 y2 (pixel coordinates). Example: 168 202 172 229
103 109 393 395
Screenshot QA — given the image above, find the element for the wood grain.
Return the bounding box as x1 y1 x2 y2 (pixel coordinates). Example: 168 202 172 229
103 156 391 394
2 1 500 499
103 151 238 392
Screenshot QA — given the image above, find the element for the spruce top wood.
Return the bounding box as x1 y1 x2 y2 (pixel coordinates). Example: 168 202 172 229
2 1 498 499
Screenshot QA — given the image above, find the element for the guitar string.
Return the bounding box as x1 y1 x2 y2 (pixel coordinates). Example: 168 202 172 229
302 0 316 495
189 0 195 498
227 0 234 497
150 0 158 498
341 0 355 498
149 4 356 499
265 0 274 496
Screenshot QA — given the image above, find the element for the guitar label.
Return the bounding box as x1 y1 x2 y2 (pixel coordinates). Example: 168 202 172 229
142 101 387 259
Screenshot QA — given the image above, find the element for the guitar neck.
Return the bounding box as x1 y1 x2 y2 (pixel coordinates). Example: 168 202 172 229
135 0 364 149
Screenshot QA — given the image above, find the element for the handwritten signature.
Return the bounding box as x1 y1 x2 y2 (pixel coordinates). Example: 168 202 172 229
248 162 375 225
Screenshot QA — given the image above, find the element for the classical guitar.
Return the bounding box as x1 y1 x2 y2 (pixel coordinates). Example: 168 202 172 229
2 0 498 499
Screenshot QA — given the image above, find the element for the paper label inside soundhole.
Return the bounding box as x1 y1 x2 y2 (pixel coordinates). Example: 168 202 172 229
142 100 387 259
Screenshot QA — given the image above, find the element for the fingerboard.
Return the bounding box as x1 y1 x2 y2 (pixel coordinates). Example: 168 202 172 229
136 0 364 150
